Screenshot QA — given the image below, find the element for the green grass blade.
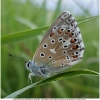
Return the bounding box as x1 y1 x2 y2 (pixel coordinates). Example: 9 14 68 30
1 26 49 45
78 16 99 25
5 69 99 98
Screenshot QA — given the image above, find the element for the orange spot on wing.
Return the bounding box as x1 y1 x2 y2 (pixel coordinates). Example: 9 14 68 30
70 39 75 43
73 55 78 58
72 45 78 50
69 33 73 37
50 33 54 37
65 31 69 34
57 29 62 34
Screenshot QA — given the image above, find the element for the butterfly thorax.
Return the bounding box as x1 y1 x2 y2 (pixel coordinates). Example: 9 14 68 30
25 60 50 78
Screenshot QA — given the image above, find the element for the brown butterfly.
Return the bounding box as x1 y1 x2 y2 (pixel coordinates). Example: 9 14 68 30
25 11 85 83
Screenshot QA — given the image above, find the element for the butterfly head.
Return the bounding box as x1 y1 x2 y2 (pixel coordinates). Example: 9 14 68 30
25 60 50 78
25 60 33 70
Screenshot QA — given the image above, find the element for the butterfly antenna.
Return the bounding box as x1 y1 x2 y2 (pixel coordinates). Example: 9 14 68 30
8 54 29 62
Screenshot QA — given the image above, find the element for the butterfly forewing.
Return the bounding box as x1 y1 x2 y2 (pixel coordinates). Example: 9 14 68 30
33 11 84 72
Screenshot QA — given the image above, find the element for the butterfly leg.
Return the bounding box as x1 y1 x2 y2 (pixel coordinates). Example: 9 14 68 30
28 73 35 84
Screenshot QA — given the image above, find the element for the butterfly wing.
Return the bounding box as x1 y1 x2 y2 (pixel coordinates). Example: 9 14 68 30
33 11 84 73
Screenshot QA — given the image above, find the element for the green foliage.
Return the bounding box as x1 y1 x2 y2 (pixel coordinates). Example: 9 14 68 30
1 26 49 45
5 69 99 98
1 0 99 98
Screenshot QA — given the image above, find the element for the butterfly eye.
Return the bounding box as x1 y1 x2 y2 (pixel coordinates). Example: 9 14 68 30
25 61 32 70
40 52 45 57
27 62 30 67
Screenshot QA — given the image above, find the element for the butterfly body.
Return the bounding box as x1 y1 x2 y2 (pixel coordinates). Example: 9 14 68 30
25 11 85 82
26 61 49 78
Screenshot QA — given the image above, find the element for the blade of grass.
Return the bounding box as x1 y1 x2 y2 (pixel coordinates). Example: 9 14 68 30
5 69 99 98
1 26 49 45
77 15 99 24
1 16 99 45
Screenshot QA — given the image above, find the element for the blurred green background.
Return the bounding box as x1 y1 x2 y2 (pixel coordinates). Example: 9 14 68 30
1 0 99 98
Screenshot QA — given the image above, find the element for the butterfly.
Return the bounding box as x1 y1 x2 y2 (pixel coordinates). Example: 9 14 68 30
25 11 85 83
